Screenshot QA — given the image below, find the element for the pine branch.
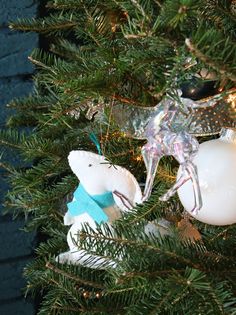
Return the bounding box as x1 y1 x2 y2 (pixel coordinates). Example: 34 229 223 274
46 1 82 10
5 1 236 314
9 15 78 34
80 229 202 270
46 262 105 289
185 38 236 83
28 56 57 74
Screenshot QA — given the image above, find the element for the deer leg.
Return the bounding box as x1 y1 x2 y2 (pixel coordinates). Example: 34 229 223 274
159 167 191 201
185 162 202 215
113 190 133 210
142 145 162 201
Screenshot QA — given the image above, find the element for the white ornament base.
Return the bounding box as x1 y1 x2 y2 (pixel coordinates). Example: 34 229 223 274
178 128 236 225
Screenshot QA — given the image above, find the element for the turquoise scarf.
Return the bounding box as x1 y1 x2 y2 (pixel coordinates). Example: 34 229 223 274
67 184 115 224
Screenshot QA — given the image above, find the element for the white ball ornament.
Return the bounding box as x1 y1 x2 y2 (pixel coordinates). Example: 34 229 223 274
177 128 236 225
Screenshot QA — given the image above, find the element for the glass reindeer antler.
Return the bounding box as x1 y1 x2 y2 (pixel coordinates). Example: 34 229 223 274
141 98 203 214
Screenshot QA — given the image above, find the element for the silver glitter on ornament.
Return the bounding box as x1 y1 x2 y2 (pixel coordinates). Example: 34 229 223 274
67 100 105 121
112 90 236 137
187 96 236 136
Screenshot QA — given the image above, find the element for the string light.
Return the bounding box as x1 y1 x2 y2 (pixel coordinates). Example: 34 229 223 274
134 155 143 162
226 93 236 109
83 291 91 299
76 285 103 300
95 292 102 299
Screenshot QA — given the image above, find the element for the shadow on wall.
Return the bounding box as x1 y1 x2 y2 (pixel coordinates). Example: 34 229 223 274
0 1 38 314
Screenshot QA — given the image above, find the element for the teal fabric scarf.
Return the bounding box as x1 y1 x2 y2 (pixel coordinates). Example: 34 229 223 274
67 184 115 224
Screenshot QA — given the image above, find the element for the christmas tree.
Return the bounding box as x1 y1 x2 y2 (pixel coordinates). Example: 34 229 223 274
1 1 236 314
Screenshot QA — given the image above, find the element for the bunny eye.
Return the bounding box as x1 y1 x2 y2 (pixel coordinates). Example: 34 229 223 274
88 164 92 167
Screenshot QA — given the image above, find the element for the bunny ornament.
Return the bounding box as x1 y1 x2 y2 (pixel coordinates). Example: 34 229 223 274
57 150 142 268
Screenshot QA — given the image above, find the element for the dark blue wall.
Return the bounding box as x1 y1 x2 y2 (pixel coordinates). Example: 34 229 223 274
0 1 38 314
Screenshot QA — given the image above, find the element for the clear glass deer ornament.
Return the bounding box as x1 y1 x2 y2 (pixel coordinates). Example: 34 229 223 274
141 102 203 214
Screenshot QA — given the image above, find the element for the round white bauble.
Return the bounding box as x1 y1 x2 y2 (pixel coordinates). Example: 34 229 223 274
177 128 236 225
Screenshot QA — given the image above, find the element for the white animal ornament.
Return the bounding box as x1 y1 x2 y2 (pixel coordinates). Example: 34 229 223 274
57 150 142 268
